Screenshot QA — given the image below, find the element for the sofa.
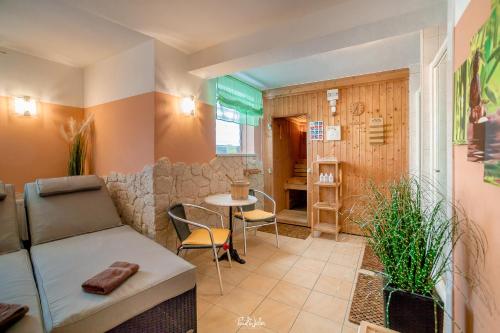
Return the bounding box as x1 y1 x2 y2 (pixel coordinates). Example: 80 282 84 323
0 175 197 333
0 183 44 333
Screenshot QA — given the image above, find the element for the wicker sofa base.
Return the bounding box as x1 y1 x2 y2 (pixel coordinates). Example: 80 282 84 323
107 286 197 333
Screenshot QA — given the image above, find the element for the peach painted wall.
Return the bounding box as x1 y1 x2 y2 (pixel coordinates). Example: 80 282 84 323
0 96 83 191
154 92 216 163
85 92 155 176
453 0 500 331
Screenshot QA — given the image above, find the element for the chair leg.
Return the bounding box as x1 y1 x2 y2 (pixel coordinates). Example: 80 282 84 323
243 221 247 255
227 247 232 268
212 245 224 295
274 219 280 249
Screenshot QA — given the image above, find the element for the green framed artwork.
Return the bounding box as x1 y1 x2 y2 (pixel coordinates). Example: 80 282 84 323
453 0 500 186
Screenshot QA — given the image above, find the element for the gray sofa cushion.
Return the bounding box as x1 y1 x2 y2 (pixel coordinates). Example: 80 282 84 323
30 225 196 333
25 177 122 245
0 184 21 254
36 175 102 197
0 250 44 333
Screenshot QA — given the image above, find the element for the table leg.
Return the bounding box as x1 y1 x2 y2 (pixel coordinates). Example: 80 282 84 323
218 206 246 264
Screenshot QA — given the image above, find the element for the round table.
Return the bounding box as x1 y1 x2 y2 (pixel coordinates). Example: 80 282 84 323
205 194 257 264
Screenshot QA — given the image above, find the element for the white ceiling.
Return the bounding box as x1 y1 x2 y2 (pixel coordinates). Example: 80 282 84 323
0 0 445 89
236 32 420 89
59 0 342 54
0 0 150 67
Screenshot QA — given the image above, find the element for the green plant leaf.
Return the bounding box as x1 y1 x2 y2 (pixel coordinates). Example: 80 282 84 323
485 86 497 104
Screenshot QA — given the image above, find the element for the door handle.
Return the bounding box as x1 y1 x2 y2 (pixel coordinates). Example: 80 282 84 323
434 169 441 173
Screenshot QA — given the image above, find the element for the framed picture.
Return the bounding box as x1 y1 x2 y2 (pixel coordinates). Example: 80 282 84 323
309 121 324 141
326 125 341 141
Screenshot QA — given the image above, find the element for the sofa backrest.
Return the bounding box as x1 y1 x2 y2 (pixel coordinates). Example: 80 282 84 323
0 183 21 254
25 175 122 245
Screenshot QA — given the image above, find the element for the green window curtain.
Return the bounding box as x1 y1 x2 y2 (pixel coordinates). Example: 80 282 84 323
216 76 263 127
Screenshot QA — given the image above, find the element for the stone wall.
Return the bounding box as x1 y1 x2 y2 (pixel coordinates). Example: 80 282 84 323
105 156 264 252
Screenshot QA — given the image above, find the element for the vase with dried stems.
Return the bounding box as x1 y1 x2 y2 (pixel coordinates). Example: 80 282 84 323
60 114 94 176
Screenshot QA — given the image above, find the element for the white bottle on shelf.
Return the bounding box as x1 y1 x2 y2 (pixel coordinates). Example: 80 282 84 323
320 173 325 183
328 173 334 183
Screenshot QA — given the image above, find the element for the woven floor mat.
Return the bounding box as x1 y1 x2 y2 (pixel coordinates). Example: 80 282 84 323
361 245 384 272
258 223 310 240
349 273 385 326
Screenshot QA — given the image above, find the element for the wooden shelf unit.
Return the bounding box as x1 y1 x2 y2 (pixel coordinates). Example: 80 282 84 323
312 161 342 240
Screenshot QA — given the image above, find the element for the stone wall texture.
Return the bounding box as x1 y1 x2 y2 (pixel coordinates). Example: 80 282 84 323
105 156 264 252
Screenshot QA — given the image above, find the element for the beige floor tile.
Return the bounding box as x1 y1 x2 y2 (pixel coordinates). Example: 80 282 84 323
267 251 300 267
256 261 291 280
289 311 343 333
301 246 331 262
201 263 252 286
328 252 359 268
197 298 212 319
278 243 309 256
282 266 320 289
293 256 326 274
239 254 265 271
197 274 236 303
251 298 299 333
242 243 278 261
332 243 363 256
309 237 336 252
238 273 279 296
216 287 265 316
237 325 274 332
198 305 240 333
268 280 311 309
313 274 353 300
302 291 348 323
343 321 360 333
322 262 356 282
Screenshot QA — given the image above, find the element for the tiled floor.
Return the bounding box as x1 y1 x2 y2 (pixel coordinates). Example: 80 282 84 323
183 230 366 333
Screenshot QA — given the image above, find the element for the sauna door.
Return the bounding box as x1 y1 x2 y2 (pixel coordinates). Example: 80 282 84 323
271 115 310 227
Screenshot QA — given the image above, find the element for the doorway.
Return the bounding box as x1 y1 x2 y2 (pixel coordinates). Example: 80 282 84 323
430 39 453 333
272 115 309 226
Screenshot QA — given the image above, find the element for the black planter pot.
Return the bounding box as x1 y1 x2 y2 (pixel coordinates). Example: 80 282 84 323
383 286 443 333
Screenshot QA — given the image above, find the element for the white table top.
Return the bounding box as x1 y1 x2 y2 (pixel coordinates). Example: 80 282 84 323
204 193 257 207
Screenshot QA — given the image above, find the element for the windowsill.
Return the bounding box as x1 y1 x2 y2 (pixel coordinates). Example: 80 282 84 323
216 153 256 157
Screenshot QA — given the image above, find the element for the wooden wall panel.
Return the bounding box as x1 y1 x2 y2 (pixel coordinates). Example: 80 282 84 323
263 70 409 235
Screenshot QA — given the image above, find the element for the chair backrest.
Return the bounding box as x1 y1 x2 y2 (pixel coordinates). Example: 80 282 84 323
24 175 122 245
0 183 21 254
241 189 256 212
168 204 192 243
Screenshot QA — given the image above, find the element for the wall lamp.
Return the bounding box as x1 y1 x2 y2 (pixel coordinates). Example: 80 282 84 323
14 96 37 116
180 96 196 116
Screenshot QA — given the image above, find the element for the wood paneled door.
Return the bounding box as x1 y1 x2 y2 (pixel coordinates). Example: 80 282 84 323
263 69 409 235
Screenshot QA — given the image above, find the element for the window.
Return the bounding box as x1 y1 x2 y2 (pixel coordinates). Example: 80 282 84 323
215 75 263 155
216 105 255 155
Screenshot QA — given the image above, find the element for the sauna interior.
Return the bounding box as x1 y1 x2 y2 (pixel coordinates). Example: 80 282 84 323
272 115 308 226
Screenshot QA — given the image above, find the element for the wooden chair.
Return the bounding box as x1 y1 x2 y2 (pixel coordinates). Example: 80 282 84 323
233 189 279 255
168 203 232 294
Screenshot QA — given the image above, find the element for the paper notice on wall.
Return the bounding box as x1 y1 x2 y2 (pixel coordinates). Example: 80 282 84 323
326 125 341 141
310 121 324 140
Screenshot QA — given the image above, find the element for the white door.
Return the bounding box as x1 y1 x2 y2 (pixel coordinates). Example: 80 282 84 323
431 43 449 198
430 40 454 333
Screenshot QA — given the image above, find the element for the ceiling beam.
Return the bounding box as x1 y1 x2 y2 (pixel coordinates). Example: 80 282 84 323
187 0 446 78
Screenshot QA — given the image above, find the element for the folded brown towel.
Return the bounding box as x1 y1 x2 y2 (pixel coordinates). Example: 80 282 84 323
0 303 29 331
82 261 139 295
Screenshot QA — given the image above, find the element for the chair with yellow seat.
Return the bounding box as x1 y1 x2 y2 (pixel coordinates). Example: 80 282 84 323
168 203 231 294
233 189 279 255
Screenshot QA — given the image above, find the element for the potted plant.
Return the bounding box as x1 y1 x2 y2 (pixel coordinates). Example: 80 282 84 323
60 114 94 176
350 177 486 333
